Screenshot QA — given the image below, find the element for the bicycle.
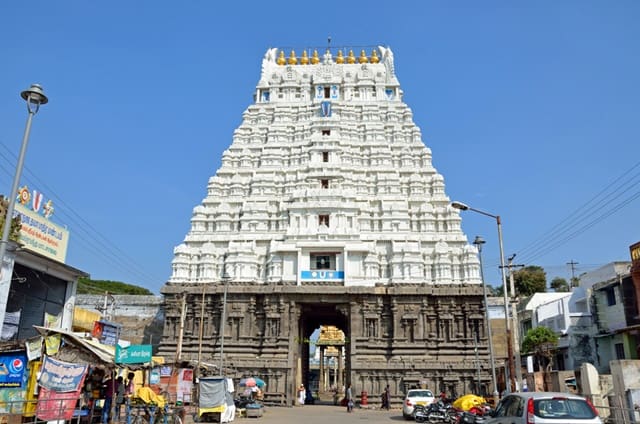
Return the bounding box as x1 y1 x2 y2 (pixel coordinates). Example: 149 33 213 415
128 401 149 424
155 403 183 424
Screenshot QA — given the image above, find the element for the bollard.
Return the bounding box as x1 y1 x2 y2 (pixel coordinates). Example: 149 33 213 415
361 391 368 406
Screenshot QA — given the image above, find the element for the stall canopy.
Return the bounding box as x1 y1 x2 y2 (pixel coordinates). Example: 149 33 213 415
33 326 156 369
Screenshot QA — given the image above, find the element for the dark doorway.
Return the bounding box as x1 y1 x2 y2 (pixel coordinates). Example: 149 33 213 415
298 303 349 405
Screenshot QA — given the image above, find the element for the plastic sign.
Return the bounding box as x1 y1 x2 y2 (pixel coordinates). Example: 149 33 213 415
115 344 152 364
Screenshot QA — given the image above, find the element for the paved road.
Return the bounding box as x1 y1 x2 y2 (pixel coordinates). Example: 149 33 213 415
238 405 406 424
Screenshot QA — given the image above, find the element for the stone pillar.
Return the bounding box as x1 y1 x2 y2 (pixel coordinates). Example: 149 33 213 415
338 345 344 389
332 355 337 388
325 354 331 390
344 249 348 285
319 347 325 391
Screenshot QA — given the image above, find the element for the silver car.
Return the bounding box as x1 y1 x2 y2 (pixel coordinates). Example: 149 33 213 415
486 392 602 424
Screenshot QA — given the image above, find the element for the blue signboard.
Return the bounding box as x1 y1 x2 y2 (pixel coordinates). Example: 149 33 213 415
301 270 344 280
92 320 121 346
0 352 27 388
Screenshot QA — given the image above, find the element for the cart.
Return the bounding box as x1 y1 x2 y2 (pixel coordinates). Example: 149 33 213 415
197 377 235 423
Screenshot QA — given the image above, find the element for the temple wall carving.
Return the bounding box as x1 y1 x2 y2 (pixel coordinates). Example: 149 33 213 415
159 283 491 404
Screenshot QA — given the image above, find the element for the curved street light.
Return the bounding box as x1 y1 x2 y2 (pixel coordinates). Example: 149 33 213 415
473 236 499 403
451 200 516 393
0 84 48 335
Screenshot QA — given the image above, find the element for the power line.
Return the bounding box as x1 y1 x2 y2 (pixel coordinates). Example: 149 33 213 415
516 160 640 264
0 140 165 288
521 187 640 264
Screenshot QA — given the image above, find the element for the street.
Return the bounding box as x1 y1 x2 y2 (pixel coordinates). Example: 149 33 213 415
230 405 403 424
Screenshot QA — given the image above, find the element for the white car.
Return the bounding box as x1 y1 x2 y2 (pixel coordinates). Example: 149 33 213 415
486 392 602 424
402 389 435 420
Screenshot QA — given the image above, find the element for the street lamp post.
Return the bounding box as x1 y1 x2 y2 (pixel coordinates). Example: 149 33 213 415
0 84 48 335
473 235 499 404
451 201 516 394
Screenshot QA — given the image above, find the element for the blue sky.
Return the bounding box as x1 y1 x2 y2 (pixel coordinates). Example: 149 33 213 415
1 2 638 294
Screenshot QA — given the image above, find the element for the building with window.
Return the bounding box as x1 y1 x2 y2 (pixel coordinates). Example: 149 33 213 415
0 198 87 342
590 262 636 373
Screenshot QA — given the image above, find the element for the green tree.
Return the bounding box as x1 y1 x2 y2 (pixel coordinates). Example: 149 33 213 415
484 284 497 296
550 277 570 292
521 326 558 372
0 196 21 242
77 277 153 295
571 276 581 288
513 266 547 297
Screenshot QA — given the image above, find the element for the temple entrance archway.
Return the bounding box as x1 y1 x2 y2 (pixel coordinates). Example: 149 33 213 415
297 303 349 403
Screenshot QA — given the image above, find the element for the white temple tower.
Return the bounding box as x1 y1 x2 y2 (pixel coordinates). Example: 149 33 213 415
161 46 492 402
169 46 480 287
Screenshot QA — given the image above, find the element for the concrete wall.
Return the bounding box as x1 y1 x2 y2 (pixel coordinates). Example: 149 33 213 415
610 360 640 423
76 294 164 350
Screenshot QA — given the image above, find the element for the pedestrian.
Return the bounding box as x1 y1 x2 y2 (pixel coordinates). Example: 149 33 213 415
102 373 114 424
297 384 306 405
122 372 136 422
115 376 125 420
125 372 136 399
381 384 390 410
346 384 353 412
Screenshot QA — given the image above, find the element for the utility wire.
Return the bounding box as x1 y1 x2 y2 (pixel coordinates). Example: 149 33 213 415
0 140 165 288
517 160 639 260
521 185 640 264
516 160 640 264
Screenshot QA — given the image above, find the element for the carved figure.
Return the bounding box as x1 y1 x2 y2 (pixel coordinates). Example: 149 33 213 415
43 200 54 218
261 47 278 75
378 45 395 76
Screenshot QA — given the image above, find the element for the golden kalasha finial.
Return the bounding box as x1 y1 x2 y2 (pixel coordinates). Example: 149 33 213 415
311 49 320 64
288 50 298 65
370 49 380 63
277 50 286 66
358 49 368 64
347 49 356 64
300 50 309 65
336 50 345 64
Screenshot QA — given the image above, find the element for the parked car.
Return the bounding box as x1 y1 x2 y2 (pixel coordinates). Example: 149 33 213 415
486 392 602 424
402 389 435 420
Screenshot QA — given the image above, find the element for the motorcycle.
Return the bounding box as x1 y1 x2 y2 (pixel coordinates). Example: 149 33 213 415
413 404 429 423
455 405 492 424
414 400 457 423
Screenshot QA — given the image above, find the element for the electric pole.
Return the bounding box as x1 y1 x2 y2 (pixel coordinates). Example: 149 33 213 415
505 255 524 392
176 292 187 363
567 260 579 288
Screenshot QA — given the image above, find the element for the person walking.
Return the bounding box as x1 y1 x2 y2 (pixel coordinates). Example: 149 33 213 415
346 384 353 412
115 376 125 421
122 372 136 423
297 384 306 405
381 384 390 410
102 373 114 424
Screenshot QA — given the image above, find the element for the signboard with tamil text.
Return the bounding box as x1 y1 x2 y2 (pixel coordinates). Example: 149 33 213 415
91 320 121 346
15 203 69 263
38 356 87 392
115 344 152 364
